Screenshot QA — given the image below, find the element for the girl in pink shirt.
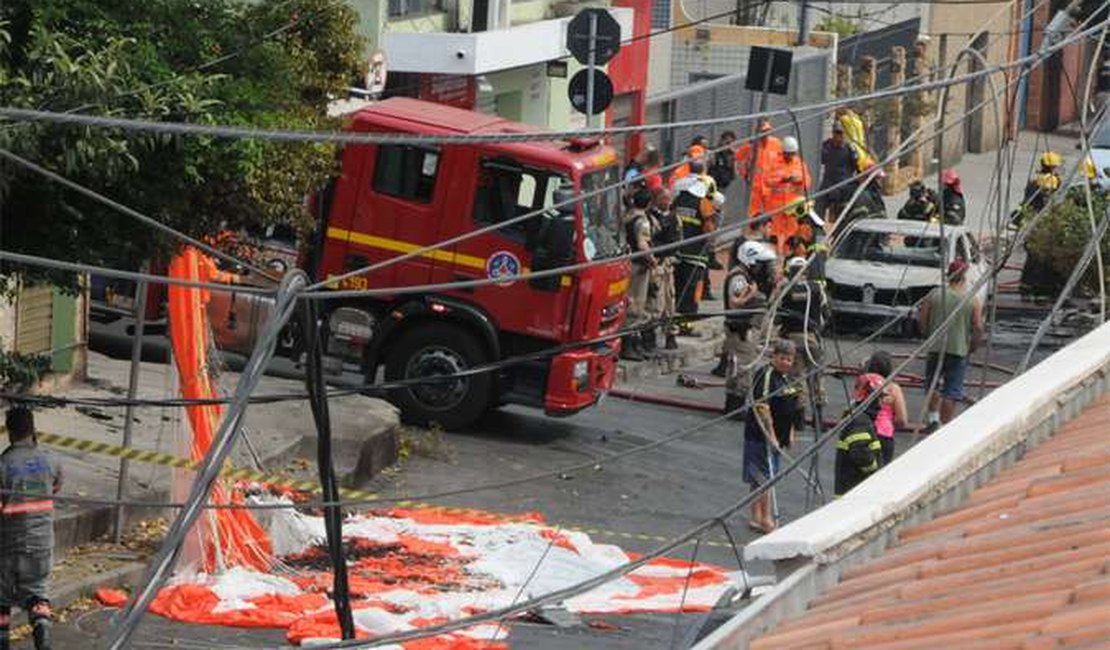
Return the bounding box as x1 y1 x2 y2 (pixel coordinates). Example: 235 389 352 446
855 352 908 465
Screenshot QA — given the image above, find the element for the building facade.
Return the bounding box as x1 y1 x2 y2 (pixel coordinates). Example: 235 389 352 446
347 0 650 141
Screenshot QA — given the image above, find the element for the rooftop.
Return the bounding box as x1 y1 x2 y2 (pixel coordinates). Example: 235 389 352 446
748 394 1110 650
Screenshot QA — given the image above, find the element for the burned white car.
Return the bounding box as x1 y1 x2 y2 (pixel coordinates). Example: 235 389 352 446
825 219 987 327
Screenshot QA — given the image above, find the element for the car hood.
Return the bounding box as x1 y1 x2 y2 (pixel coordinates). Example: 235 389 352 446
1091 147 1110 187
826 259 944 290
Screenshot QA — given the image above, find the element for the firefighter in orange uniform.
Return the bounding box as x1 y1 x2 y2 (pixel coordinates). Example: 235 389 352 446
761 136 812 256
736 120 783 219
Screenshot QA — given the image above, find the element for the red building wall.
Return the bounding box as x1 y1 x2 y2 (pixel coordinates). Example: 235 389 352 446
606 0 651 163
1024 1 1085 131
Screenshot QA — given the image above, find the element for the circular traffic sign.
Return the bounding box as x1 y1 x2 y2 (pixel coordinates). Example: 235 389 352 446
568 69 614 115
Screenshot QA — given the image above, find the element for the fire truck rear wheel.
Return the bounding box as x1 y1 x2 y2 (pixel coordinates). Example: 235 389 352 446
384 323 493 430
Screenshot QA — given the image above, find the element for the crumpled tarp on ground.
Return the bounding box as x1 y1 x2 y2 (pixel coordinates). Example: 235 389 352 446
150 503 738 648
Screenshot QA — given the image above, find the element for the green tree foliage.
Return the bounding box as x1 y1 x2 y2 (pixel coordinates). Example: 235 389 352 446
815 16 861 38
0 0 364 284
1022 187 1110 297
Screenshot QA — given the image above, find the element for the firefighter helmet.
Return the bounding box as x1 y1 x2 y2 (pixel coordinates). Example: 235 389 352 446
1040 151 1063 169
785 256 807 277
736 241 777 268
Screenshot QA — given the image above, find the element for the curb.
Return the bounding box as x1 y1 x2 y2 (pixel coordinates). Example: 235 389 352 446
616 327 724 386
52 562 148 612
52 416 401 556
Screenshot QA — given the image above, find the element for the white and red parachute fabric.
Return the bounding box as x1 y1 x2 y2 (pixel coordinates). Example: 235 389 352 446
150 502 740 647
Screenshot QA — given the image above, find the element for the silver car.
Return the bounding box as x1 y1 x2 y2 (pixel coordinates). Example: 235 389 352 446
825 219 987 326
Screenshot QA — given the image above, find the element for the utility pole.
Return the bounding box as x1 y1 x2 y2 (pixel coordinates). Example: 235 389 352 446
797 0 811 46
585 10 598 129
114 270 148 543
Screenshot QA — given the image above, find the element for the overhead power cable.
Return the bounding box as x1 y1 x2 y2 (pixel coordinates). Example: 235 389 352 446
17 47 1056 516
106 271 309 650
305 13 1094 295
3 16 1056 301
0 148 278 282
0 22 1097 147
294 121 1100 650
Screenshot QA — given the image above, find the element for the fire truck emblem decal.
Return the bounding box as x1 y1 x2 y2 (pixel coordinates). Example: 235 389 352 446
486 251 521 286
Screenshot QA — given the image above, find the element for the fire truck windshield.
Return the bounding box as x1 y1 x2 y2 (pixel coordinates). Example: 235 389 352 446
580 165 622 260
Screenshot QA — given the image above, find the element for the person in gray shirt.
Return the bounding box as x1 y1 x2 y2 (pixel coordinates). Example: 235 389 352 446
1 406 63 650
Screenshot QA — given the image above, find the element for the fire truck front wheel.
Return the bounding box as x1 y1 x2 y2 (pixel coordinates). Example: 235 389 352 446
383 323 493 430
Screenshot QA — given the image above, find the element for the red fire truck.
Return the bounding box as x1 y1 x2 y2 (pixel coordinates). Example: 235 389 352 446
296 98 629 428
94 98 629 428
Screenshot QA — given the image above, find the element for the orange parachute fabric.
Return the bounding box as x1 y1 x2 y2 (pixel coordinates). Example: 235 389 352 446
167 247 272 572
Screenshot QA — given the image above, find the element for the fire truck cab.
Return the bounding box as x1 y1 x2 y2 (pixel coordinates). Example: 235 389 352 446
309 98 630 429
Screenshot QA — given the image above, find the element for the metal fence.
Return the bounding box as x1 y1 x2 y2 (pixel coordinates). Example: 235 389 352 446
645 49 832 212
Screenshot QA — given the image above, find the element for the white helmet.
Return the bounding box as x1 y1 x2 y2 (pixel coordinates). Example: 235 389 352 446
782 136 799 154
785 256 807 276
737 240 777 268
673 175 708 198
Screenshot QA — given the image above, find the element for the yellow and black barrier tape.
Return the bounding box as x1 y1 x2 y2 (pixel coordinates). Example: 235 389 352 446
31 430 732 549
32 430 386 504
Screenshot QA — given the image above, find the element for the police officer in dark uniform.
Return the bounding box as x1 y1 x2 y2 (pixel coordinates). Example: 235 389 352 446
672 173 709 335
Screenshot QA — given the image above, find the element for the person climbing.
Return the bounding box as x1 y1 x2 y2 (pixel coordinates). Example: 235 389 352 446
1 406 63 650
940 169 966 225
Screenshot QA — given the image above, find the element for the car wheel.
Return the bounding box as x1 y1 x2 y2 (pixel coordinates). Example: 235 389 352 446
384 323 492 430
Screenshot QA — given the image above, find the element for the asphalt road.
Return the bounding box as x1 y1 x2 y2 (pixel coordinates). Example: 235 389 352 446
60 312 1066 649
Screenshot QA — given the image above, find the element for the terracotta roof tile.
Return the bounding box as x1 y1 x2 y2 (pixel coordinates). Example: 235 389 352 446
835 622 1039 650
827 594 1065 647
750 395 1110 650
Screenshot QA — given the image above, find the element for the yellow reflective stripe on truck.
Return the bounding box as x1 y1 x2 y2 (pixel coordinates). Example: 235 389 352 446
327 227 578 289
326 226 487 271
